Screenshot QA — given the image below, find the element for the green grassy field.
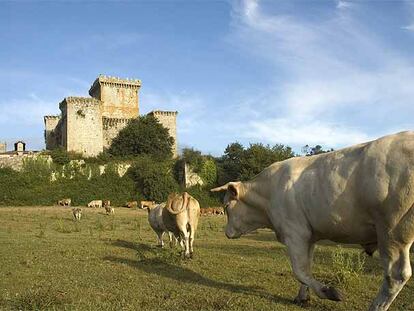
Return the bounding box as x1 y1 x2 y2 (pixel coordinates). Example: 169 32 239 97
0 206 412 311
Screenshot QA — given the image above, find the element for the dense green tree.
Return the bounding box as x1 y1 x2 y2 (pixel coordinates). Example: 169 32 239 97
217 142 294 184
109 115 174 159
129 156 179 202
302 144 334 156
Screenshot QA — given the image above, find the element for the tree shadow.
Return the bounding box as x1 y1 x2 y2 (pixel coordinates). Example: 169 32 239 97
105 241 295 307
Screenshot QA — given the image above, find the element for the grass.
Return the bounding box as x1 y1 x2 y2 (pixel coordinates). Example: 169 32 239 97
0 206 412 311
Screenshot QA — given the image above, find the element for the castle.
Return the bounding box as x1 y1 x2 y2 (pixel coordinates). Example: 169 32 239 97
44 75 178 157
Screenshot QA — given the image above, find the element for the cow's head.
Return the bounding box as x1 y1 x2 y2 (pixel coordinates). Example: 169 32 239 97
211 182 256 239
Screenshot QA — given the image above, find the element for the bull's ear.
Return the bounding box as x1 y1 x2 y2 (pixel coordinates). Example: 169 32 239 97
227 182 241 200
211 182 241 200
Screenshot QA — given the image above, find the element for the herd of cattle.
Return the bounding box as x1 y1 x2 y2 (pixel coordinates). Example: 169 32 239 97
57 193 219 258
54 132 414 311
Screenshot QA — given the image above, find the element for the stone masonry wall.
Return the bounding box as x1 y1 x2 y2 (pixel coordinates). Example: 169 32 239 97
89 75 141 119
102 117 129 149
150 110 178 157
44 115 61 149
0 143 6 153
60 97 103 156
0 153 48 171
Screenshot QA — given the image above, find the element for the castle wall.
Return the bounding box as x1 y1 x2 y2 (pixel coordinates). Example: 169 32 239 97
150 110 178 157
102 117 129 149
0 142 6 153
89 76 141 119
60 97 103 156
44 116 61 149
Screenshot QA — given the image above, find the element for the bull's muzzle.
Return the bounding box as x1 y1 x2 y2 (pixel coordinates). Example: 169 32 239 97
225 227 241 239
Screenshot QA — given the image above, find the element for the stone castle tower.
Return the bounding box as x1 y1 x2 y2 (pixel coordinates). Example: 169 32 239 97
44 75 178 157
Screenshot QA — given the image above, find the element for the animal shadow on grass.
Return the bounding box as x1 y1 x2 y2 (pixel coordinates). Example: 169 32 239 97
106 240 294 307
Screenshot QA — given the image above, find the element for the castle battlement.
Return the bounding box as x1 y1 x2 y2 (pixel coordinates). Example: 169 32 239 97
59 97 102 110
44 115 61 119
150 110 178 116
89 75 141 95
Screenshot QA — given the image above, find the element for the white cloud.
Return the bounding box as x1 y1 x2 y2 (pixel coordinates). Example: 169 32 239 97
402 23 414 31
247 118 370 148
226 0 414 149
337 1 352 10
0 93 56 126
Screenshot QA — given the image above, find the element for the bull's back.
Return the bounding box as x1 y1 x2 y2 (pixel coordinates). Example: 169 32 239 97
275 131 414 242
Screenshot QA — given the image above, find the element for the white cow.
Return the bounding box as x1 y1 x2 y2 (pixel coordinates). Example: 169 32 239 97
162 192 200 258
212 131 414 311
143 202 176 248
88 200 102 208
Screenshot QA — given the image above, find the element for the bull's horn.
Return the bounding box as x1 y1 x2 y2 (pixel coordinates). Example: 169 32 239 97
210 184 229 192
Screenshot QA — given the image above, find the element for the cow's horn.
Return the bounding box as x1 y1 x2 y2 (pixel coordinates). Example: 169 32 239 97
210 184 229 192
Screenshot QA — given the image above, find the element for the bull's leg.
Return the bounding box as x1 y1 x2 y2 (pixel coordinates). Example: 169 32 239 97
286 238 343 302
368 242 412 311
294 244 315 305
168 232 175 248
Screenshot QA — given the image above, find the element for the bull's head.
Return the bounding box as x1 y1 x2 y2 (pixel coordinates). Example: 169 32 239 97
211 182 252 239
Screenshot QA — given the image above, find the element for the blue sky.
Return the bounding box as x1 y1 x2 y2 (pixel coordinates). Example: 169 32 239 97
1 0 414 155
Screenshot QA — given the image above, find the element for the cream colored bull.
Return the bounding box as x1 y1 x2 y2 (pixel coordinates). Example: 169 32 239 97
88 200 102 208
142 202 175 248
212 131 414 311
162 192 200 258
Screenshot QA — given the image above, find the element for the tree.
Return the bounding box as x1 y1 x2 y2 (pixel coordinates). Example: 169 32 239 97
216 142 295 184
303 144 334 156
129 156 179 202
109 115 174 159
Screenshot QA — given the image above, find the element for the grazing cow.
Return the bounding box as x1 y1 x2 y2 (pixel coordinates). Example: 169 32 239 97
162 192 200 258
141 202 175 248
212 132 414 311
88 200 102 208
103 200 111 208
72 208 82 221
105 206 115 215
214 207 225 215
140 200 156 210
125 201 138 209
58 198 71 206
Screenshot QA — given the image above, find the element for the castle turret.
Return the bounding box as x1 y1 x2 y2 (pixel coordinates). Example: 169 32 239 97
89 75 141 119
59 97 103 156
148 110 178 158
44 115 61 149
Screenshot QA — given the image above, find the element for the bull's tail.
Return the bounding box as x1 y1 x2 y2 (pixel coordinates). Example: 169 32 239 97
166 192 189 215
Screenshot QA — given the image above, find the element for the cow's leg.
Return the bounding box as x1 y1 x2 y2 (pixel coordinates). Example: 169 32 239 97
368 242 412 311
189 226 195 258
294 244 315 305
156 231 164 248
168 232 175 248
286 238 343 302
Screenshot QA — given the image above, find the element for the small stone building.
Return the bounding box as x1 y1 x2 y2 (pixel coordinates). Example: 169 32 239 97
14 141 26 153
44 75 178 157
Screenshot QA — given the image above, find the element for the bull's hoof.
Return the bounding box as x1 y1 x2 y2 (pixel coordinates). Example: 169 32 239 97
293 296 310 307
321 286 343 301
